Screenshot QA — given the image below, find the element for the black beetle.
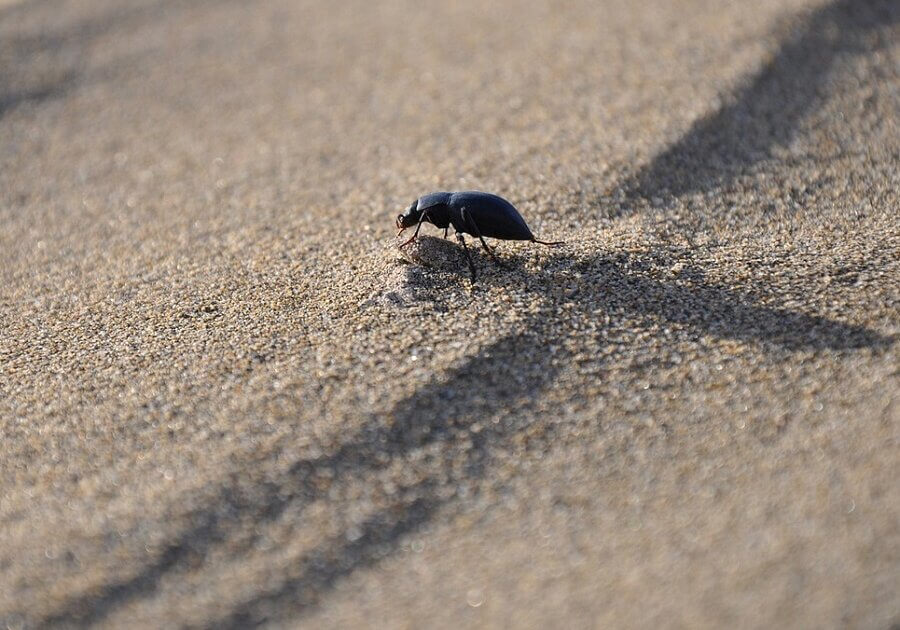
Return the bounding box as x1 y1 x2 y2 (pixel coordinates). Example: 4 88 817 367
396 191 562 281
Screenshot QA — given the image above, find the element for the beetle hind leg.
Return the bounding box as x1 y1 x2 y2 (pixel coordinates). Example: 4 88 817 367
531 237 564 246
479 239 503 267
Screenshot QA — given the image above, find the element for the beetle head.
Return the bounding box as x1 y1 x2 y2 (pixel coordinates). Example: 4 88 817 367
396 201 421 236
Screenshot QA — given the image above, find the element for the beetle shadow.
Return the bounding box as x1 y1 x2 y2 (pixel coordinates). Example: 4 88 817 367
620 0 898 205
396 235 534 301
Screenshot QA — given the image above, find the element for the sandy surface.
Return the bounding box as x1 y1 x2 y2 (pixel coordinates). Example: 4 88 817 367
1 0 898 627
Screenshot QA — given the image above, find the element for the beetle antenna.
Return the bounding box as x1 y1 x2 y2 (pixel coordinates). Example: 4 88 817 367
532 238 564 246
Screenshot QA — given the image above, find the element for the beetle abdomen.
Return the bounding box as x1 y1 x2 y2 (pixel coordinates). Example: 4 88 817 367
449 191 534 241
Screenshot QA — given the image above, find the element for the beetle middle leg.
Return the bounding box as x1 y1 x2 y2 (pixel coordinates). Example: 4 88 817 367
461 207 503 267
454 231 477 282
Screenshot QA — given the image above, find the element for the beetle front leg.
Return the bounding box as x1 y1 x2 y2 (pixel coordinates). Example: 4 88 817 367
455 232 477 282
398 211 429 248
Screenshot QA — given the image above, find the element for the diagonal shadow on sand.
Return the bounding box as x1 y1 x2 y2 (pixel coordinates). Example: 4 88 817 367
624 0 898 202
32 237 893 629
196 242 892 628
0 0 245 120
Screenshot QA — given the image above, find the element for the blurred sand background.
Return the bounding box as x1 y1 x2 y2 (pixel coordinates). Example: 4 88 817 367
1 0 898 627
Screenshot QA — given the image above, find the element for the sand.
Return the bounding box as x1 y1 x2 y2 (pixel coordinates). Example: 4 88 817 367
1 0 898 627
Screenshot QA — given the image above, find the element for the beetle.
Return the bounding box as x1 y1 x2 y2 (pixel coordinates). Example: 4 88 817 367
396 191 562 281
